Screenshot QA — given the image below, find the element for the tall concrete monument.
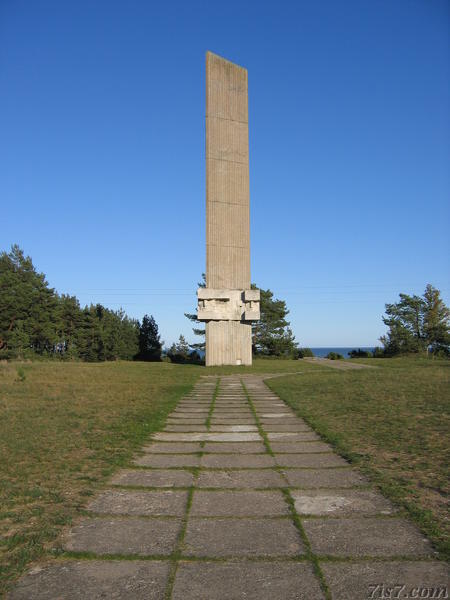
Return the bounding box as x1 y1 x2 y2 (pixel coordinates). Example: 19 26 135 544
197 52 260 366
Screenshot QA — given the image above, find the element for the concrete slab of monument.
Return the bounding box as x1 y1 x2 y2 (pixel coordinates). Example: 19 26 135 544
153 432 262 442
133 454 200 468
202 441 266 453
270 441 333 453
321 561 449 600
303 517 435 557
10 561 170 600
111 469 194 488
172 561 325 600
142 442 202 453
291 489 395 516
63 516 181 555
196 469 286 488
200 453 275 468
267 431 320 441
275 453 349 468
190 490 289 517
183 517 304 557
283 468 368 488
87 489 188 516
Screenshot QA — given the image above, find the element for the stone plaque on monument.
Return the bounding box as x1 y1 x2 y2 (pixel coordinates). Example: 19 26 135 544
197 52 260 366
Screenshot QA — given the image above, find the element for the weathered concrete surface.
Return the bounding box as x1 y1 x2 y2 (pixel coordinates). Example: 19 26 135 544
200 453 275 468
63 517 181 555
190 490 289 517
133 454 200 468
111 469 194 488
87 489 188 516
199 52 259 366
283 467 368 488
183 517 304 557
303 517 434 557
291 489 395 516
10 561 170 599
321 561 449 600
172 562 325 600
274 452 349 467
196 469 286 488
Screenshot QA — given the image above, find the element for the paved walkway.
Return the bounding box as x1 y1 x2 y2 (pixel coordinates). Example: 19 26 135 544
10 376 446 599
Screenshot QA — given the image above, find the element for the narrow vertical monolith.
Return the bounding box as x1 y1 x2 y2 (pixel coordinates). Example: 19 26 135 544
197 52 259 366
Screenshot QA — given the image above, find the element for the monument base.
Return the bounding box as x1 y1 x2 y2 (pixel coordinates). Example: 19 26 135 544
205 321 252 366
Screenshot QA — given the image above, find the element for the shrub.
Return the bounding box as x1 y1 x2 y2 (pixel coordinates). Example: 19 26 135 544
348 348 372 358
326 352 343 360
298 348 314 358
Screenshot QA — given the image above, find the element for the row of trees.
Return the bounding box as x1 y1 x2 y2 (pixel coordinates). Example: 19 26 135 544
380 284 449 356
0 245 163 362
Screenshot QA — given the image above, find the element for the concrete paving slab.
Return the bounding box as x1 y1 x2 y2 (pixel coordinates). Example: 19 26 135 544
167 417 206 423
172 561 325 600
209 418 256 424
209 425 258 432
183 517 304 557
202 442 266 453
268 431 320 441
63 516 181 555
270 441 333 453
275 453 349 468
291 489 395 516
303 517 434 557
196 469 286 488
283 468 368 488
164 425 209 432
87 489 188 516
259 413 295 418
321 561 449 600
263 423 313 432
10 561 170 600
142 442 202 453
190 490 289 517
133 454 200 468
153 432 262 442
201 454 275 468
111 469 194 488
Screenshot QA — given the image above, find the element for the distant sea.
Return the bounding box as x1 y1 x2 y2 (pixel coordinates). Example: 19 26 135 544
193 347 375 359
310 347 375 358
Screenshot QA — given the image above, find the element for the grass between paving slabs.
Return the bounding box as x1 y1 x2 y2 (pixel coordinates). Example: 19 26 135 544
0 360 200 595
267 356 450 559
241 380 332 600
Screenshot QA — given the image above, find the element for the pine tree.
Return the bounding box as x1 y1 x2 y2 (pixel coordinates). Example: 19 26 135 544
252 287 299 357
184 274 206 351
167 335 191 363
380 284 449 356
137 315 162 361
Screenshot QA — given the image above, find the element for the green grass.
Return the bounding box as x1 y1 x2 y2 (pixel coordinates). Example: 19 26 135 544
0 360 200 595
267 356 450 559
0 358 313 594
1 356 448 594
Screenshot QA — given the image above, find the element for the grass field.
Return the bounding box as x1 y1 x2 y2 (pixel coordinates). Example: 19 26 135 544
0 357 448 594
268 357 450 559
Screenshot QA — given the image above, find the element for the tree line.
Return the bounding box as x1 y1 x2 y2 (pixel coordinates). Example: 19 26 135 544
0 245 162 361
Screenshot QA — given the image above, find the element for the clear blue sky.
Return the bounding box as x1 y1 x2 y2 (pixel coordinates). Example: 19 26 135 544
1 0 449 347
